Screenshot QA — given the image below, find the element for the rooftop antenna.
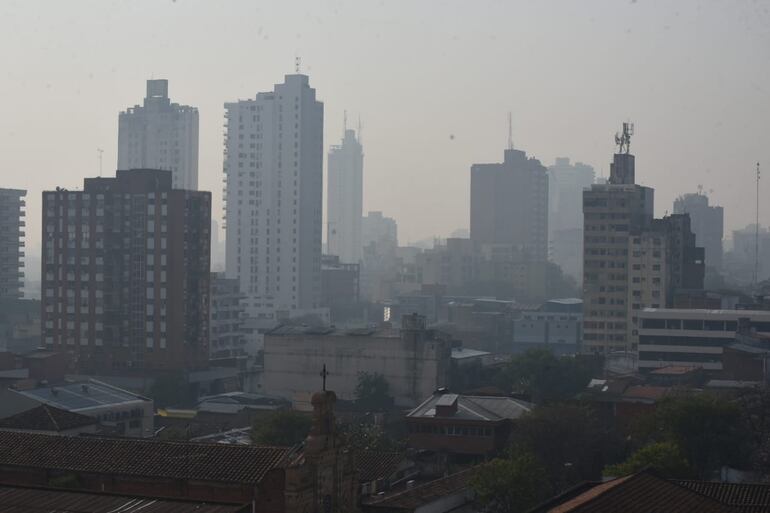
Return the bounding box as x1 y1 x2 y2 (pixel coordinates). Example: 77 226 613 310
754 162 761 289
358 115 363 144
614 122 634 154
507 112 513 150
343 109 347 135
295 56 301 73
96 148 104 177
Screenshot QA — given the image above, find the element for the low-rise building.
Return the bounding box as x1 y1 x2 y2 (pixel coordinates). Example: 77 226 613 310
0 404 97 435
405 389 531 459
637 308 770 372
10 379 153 437
513 298 582 354
210 273 247 359
262 314 451 410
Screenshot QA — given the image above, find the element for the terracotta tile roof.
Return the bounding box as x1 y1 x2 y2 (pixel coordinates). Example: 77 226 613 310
365 468 476 510
0 484 248 512
0 431 290 484
0 404 96 432
356 451 407 482
621 385 670 401
531 471 737 513
677 480 770 512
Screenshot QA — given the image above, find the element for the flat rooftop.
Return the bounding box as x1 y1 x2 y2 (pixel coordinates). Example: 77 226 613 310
14 380 149 412
640 308 770 320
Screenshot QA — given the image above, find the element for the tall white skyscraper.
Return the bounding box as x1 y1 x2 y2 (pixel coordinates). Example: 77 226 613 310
118 79 199 190
327 128 363 264
224 74 324 320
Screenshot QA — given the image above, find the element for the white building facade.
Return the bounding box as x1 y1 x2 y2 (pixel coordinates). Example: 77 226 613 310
327 129 363 264
224 74 324 321
117 79 199 190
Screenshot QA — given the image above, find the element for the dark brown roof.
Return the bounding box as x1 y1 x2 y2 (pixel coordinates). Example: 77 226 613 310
677 480 770 512
0 431 290 484
356 451 407 482
0 404 96 432
530 471 737 513
0 484 248 512
365 468 476 510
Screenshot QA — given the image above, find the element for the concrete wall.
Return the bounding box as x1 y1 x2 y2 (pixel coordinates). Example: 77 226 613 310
263 331 451 410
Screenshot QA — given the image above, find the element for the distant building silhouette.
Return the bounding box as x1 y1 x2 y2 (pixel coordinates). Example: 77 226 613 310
224 74 325 322
118 79 199 190
470 149 548 262
41 169 211 373
673 192 724 271
548 158 595 282
327 129 363 264
0 188 26 300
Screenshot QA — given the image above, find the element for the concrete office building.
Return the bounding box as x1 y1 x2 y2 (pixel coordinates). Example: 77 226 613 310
327 129 363 264
41 169 211 373
583 140 654 354
362 211 398 251
637 308 770 372
513 298 583 354
224 74 324 321
673 193 724 271
320 255 360 323
118 80 199 190
583 132 704 354
0 189 26 300
728 225 770 284
262 314 451 410
209 273 247 359
361 211 399 302
470 148 548 262
548 158 595 282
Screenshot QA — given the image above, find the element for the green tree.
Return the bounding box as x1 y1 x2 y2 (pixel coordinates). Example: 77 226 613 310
339 422 403 452
355 372 393 412
508 404 623 491
251 410 312 446
604 442 692 478
471 452 552 513
655 393 749 477
496 349 596 403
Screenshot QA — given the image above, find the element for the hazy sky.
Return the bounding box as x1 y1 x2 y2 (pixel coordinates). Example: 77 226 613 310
2 0 769 254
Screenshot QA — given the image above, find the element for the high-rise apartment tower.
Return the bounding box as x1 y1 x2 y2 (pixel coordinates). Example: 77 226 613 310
327 129 363 264
41 169 210 373
118 80 199 190
224 74 324 321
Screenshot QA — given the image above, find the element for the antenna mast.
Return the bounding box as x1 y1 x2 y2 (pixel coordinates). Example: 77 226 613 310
295 56 301 73
343 110 347 135
357 115 362 144
97 148 104 177
755 162 761 289
507 112 513 150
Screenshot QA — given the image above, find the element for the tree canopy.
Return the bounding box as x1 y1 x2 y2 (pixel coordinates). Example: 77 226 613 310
250 410 312 446
603 441 692 478
354 372 393 412
496 349 597 403
471 452 552 513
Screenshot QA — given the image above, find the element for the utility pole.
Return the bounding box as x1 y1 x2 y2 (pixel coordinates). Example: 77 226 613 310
755 162 761 289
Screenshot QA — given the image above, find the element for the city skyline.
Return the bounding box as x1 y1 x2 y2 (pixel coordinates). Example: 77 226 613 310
1 0 769 256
